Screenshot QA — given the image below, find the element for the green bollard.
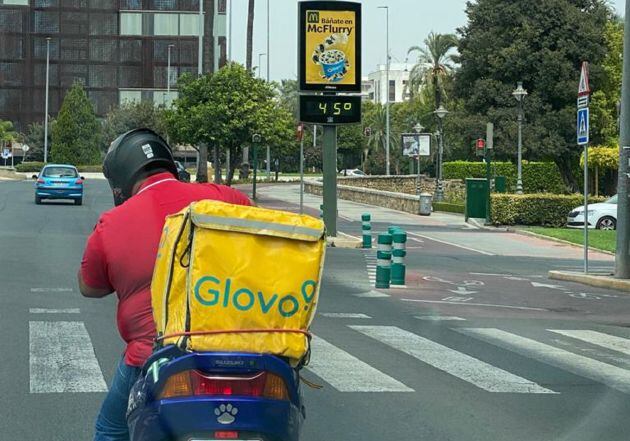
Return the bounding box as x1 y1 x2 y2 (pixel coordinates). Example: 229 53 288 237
320 204 324 219
375 233 392 289
391 230 407 285
362 213 372 249
388 226 401 235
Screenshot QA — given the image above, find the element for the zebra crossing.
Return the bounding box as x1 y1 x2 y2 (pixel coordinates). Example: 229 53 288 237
26 317 630 397
305 324 630 395
363 250 377 287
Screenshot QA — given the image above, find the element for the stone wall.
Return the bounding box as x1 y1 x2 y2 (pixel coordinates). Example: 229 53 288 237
305 181 422 215
337 175 465 202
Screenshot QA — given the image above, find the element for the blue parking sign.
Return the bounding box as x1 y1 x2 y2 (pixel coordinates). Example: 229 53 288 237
577 108 589 145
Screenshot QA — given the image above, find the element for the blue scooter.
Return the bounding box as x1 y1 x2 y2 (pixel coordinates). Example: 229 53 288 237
127 345 305 441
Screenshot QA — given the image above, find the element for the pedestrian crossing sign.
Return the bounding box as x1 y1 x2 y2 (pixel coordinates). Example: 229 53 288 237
577 107 589 146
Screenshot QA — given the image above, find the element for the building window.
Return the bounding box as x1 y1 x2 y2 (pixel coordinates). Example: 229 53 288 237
0 62 23 86
218 0 227 14
1 0 29 5
34 11 59 33
90 13 118 35
119 89 141 104
34 0 57 6
154 13 179 36
120 0 142 8
119 39 141 62
120 12 142 36
151 0 176 9
33 37 58 60
179 13 201 36
0 10 23 33
389 79 396 102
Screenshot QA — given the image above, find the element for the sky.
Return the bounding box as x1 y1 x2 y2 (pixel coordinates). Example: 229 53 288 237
228 0 627 82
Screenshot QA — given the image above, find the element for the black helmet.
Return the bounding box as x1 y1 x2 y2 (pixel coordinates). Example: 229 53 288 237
103 128 178 206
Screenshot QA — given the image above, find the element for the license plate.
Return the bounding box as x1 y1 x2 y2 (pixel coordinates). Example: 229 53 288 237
52 183 66 187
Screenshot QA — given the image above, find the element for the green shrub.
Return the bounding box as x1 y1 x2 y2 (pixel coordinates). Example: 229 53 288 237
443 161 566 194
15 162 45 172
490 193 606 227
433 202 465 214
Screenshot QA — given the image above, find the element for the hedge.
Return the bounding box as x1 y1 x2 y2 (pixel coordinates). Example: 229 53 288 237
15 162 102 173
490 193 606 227
443 161 566 194
433 202 465 214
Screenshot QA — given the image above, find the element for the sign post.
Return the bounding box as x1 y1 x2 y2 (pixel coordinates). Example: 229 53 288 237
401 133 431 196
298 1 362 237
578 61 591 274
252 134 262 201
297 123 305 214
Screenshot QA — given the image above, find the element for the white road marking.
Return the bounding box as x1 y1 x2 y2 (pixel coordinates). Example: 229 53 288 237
29 308 80 314
351 326 555 394
549 330 630 357
448 287 478 295
460 328 630 394
407 232 495 256
30 321 108 393
307 335 413 392
415 316 466 321
355 290 390 298
389 285 408 289
320 313 372 319
30 287 73 293
531 282 565 289
469 273 513 276
401 299 547 311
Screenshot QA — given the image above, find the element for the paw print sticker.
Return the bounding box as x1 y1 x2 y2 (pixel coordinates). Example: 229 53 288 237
215 403 238 425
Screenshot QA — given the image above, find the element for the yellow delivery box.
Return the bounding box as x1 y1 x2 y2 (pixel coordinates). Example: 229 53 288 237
152 200 326 364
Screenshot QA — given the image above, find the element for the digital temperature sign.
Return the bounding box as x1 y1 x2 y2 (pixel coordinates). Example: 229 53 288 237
299 94 361 124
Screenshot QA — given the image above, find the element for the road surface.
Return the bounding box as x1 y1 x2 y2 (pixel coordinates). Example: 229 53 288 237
1 179 630 441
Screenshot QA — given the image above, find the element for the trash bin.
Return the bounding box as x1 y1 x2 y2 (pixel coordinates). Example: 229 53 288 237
419 193 433 216
495 176 507 193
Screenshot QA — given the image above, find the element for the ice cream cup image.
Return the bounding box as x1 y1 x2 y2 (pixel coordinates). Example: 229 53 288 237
319 49 346 81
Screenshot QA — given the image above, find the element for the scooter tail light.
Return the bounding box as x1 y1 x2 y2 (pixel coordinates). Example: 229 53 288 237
159 371 193 399
214 431 239 439
191 371 266 397
263 372 289 400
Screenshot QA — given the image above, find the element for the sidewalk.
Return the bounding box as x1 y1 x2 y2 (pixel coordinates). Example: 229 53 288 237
252 183 471 230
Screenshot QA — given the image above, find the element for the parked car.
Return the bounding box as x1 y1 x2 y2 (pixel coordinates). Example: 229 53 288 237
567 194 617 230
175 161 191 182
339 169 367 177
33 164 84 205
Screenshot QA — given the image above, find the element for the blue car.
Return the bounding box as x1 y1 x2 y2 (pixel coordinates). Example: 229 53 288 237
33 164 84 205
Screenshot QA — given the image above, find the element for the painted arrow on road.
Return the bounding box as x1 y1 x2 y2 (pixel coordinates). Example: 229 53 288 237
531 282 565 289
448 287 478 295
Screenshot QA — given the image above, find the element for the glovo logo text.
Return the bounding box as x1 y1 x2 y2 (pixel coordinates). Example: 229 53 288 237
194 276 317 318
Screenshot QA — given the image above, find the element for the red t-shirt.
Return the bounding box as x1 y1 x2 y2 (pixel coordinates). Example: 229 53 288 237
80 172 251 367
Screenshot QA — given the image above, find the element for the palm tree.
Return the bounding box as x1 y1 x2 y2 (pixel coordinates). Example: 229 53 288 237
246 0 255 71
365 104 399 172
407 32 458 107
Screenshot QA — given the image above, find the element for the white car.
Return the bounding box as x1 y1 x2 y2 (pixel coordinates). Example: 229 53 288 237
339 169 366 177
567 195 617 230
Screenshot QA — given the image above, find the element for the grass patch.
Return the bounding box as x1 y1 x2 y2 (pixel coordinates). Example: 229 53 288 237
525 227 616 253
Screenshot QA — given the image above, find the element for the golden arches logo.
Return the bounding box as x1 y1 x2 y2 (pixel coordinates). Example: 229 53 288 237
307 11 319 23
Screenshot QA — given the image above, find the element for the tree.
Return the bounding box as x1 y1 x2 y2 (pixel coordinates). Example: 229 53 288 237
166 63 294 185
0 120 18 145
22 121 52 162
246 0 255 72
455 0 612 191
102 101 168 147
407 32 458 106
51 83 102 165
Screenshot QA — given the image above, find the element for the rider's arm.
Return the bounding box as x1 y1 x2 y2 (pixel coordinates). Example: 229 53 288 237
79 219 114 298
78 271 112 298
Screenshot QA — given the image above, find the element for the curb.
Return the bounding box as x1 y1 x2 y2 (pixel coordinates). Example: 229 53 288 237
548 270 630 293
326 232 362 249
510 228 615 256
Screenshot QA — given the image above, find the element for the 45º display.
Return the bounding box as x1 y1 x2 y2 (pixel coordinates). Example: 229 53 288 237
299 94 362 124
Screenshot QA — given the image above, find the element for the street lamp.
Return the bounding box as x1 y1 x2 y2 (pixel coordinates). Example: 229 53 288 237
512 81 528 194
434 104 448 201
44 37 51 164
378 5 390 175
413 123 424 194
165 44 175 107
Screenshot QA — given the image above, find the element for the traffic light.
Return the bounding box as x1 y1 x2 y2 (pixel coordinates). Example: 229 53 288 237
475 138 485 157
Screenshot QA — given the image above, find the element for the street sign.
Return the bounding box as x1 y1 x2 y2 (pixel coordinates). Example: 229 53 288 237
296 123 304 142
577 107 589 146
1 149 11 159
298 1 362 92
401 133 431 157
299 94 361 124
22 144 30 152
578 61 590 97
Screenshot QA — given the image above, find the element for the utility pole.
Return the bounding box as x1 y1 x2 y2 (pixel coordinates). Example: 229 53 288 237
266 0 271 181
44 37 51 164
198 0 203 76
616 0 630 278
378 6 390 175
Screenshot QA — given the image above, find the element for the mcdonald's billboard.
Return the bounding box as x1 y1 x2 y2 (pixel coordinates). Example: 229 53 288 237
298 1 362 92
